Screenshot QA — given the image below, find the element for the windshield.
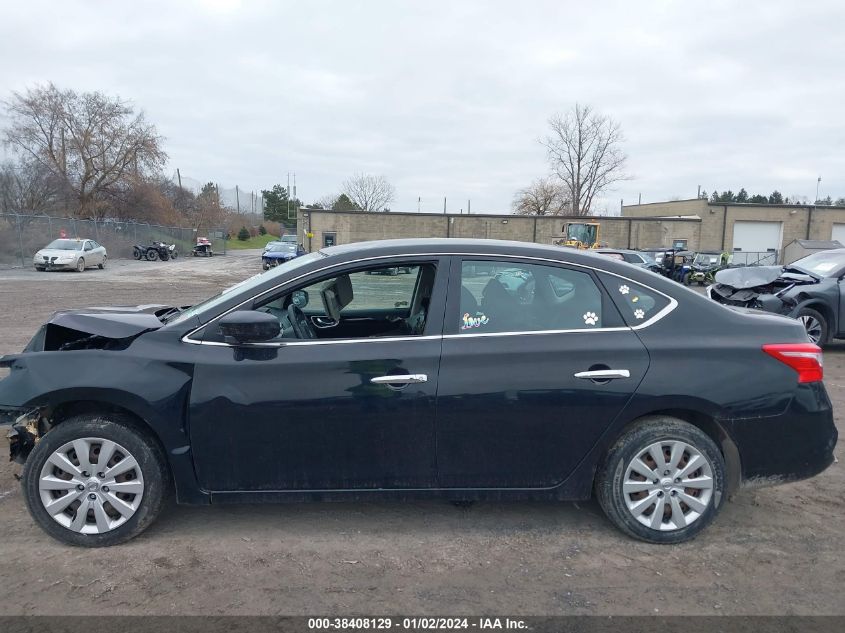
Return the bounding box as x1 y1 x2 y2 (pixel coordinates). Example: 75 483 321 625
280 235 298 243
167 251 325 325
267 243 297 252
45 239 83 250
694 253 720 266
790 250 845 277
638 252 656 264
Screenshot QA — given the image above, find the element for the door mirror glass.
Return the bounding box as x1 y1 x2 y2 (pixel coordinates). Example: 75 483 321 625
291 290 309 309
218 310 280 344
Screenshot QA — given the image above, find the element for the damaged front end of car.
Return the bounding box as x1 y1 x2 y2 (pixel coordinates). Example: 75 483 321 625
708 266 819 315
0 304 174 463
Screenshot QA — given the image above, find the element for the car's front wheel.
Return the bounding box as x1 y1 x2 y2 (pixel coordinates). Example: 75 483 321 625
75 258 85 272
796 307 828 346
596 417 725 544
22 414 169 547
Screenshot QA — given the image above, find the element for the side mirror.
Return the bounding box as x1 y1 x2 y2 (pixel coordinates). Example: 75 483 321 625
218 311 280 344
291 289 309 308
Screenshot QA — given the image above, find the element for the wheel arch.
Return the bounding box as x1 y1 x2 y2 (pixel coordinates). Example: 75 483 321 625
597 408 742 497
21 392 209 505
793 299 836 338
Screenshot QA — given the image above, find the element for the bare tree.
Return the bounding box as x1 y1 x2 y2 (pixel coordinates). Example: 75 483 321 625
2 83 167 218
0 160 61 213
342 173 395 211
542 103 627 216
512 176 570 215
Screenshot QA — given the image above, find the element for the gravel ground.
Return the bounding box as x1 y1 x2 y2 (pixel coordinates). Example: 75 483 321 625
0 251 842 615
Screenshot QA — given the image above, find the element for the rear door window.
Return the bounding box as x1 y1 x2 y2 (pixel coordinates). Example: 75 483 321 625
457 260 612 333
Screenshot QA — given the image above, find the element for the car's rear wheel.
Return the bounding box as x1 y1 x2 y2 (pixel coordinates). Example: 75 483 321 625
797 307 828 346
21 414 169 547
98 256 107 270
596 417 724 544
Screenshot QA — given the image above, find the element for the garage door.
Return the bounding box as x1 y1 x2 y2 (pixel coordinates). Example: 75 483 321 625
832 224 845 244
732 221 782 265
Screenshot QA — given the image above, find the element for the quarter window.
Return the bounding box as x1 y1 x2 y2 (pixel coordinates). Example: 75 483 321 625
597 273 670 326
458 260 604 333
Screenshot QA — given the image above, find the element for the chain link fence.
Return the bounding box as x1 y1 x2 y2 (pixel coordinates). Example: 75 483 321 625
0 213 227 269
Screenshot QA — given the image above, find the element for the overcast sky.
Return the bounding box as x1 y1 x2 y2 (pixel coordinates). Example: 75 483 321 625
1 0 843 214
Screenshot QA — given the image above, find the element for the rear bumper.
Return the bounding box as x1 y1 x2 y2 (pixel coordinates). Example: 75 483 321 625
724 382 837 487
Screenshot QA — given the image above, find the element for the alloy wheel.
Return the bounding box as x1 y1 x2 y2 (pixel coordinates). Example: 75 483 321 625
622 440 714 531
38 437 145 534
800 315 822 344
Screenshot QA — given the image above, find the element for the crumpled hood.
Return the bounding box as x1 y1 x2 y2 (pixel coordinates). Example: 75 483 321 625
14 305 173 353
714 266 783 289
46 305 170 339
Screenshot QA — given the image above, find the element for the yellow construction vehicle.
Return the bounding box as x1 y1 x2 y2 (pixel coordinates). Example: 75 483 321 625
554 222 601 249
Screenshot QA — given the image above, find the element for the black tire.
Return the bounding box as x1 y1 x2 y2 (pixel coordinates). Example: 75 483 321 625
682 273 691 286
75 258 85 273
98 256 107 270
796 306 829 347
170 250 178 260
133 248 143 261
21 414 170 547
146 249 159 261
595 416 725 544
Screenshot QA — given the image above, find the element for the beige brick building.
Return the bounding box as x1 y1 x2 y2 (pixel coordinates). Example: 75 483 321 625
296 199 845 263
296 208 700 253
623 199 845 261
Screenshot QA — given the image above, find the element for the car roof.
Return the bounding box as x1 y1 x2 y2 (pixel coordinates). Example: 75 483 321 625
318 238 657 275
594 248 641 255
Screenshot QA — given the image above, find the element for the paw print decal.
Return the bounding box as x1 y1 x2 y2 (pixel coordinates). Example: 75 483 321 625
619 285 629 295
634 309 645 320
583 311 599 326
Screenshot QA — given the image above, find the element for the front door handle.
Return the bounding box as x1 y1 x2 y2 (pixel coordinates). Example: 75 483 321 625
370 374 428 385
573 369 630 380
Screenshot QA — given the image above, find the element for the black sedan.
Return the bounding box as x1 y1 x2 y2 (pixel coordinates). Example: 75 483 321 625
708 249 845 346
0 239 836 546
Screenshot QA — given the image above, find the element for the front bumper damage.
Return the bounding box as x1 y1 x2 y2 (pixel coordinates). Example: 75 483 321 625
2 407 45 464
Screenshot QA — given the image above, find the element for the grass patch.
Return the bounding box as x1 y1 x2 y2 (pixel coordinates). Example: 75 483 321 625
225 234 279 250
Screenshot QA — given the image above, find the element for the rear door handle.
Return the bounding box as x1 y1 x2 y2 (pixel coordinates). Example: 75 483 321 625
573 369 630 380
370 374 428 385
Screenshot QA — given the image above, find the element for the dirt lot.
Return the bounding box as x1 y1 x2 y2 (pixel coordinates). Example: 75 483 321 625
0 251 842 616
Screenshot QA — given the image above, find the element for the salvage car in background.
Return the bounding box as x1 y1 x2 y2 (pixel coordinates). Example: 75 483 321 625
33 239 107 272
0 239 836 547
262 242 300 269
709 248 845 346
594 248 662 273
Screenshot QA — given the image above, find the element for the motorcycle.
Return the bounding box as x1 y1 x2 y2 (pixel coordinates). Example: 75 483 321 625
133 242 179 262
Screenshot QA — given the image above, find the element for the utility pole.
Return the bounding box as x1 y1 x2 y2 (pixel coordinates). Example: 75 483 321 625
235 185 240 214
287 172 291 222
638 193 642 205
418 196 421 213
176 168 182 189
697 185 701 199
443 197 446 214
816 176 822 203
468 199 471 214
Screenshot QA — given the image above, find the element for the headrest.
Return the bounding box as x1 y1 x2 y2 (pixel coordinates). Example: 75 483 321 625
320 274 353 321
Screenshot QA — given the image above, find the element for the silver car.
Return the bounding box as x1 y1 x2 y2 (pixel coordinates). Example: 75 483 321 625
33 238 107 272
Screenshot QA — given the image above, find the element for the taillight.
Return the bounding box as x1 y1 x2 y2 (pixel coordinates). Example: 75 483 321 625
762 343 824 383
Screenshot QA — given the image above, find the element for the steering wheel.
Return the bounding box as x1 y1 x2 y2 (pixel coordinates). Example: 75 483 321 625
287 304 317 340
